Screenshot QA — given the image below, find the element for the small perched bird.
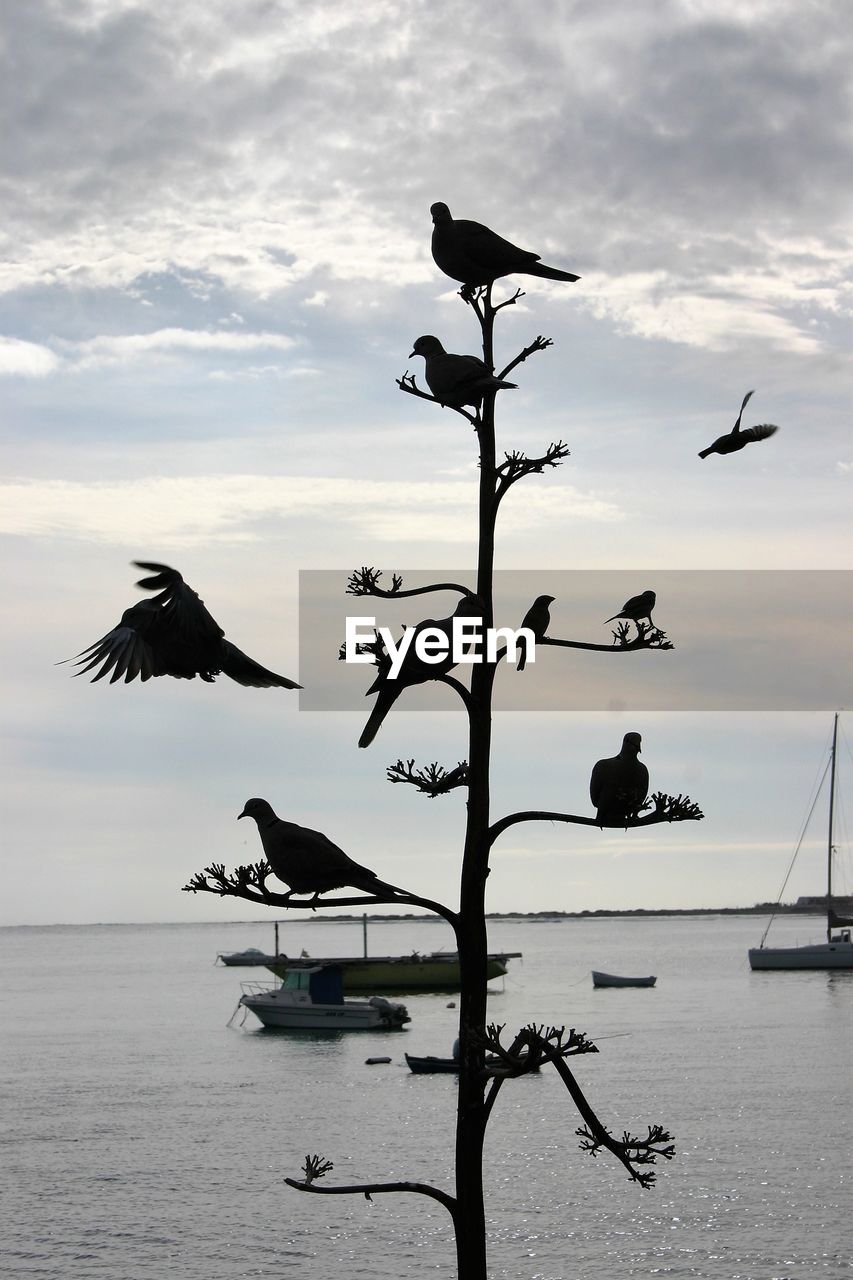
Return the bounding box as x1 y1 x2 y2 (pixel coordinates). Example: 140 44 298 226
430 202 580 287
238 798 399 901
604 590 656 628
359 595 485 748
66 561 301 688
409 335 517 409
698 390 779 459
517 594 555 671
589 732 650 828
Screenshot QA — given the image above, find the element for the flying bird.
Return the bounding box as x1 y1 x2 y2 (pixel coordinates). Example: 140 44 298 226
409 335 517 409
359 595 485 748
238 798 399 901
66 561 301 688
698 390 779 459
430 202 580 288
517 594 555 671
604 590 656 628
589 732 650 828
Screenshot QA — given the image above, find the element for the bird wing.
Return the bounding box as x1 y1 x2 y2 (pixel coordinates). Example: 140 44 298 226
741 423 778 444
133 562 224 648
589 759 606 806
457 218 540 271
733 390 755 433
70 622 158 683
219 640 301 689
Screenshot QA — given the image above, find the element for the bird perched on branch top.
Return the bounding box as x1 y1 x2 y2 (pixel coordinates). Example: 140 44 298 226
430 202 580 287
238 799 399 901
698 390 779 459
409 335 517 409
359 594 485 748
589 732 649 828
604 590 656 628
517 594 555 671
65 562 301 688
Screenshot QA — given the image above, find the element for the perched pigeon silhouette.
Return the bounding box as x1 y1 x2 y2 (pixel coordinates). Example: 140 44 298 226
409 335 517 409
238 798 399 901
359 595 485 748
517 594 555 671
430 202 580 287
604 590 656 628
699 390 779 459
66 562 301 688
589 732 649 828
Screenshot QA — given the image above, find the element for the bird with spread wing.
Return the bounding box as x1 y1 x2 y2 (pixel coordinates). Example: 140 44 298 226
65 562 301 688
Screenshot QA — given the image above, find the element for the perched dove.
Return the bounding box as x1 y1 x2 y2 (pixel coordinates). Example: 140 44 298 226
359 595 485 748
589 732 650 828
430 202 580 287
409 335 517 409
699 390 779 459
238 799 399 901
517 594 555 671
66 562 301 688
604 590 656 628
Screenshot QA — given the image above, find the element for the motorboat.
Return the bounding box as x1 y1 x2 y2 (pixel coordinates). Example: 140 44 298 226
238 965 410 1030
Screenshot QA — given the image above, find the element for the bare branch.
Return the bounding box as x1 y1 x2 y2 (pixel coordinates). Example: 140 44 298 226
538 625 674 654
496 334 554 382
488 794 704 847
494 441 570 502
346 567 472 601
396 372 478 427
182 861 459 926
386 758 470 797
285 1169 458 1220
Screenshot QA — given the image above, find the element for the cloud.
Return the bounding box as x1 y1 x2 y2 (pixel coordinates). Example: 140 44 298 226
60 327 297 369
0 473 622 546
0 336 61 376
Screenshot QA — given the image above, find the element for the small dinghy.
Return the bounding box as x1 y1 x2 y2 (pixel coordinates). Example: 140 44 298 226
591 970 656 988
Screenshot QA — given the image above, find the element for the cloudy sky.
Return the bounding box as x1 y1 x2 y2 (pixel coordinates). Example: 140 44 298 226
2 0 852 926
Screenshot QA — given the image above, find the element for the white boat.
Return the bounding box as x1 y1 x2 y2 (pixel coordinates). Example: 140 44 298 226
749 713 853 971
238 965 411 1030
592 970 656 988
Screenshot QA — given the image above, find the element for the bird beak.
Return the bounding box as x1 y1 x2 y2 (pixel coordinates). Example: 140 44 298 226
408 349 416 358
237 808 248 820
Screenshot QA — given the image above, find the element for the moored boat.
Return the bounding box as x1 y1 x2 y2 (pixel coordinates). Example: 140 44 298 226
749 714 853 972
592 970 656 988
238 965 410 1030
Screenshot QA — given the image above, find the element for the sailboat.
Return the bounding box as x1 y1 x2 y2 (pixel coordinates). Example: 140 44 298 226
749 713 853 971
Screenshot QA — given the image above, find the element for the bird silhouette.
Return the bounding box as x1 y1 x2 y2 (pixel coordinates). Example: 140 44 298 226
604 590 656 628
238 798 399 901
589 732 649 828
430 202 580 287
66 562 301 687
699 390 779 459
409 335 517 409
359 595 485 748
517 594 555 671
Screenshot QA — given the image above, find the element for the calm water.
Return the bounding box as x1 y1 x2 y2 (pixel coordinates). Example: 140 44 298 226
0 914 850 1280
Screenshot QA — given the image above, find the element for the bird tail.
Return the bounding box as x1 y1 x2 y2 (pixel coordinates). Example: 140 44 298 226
697 447 712 459
358 686 399 748
527 263 581 282
220 640 301 689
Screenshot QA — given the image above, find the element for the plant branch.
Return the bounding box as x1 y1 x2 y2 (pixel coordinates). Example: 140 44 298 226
182 861 458 926
496 334 553 381
396 373 478 428
538 623 674 653
488 793 704 848
386 758 470 797
346 567 473 600
285 1153 458 1220
494 441 570 503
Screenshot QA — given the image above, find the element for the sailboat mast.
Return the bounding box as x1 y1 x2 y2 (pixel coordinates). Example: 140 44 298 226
826 712 839 943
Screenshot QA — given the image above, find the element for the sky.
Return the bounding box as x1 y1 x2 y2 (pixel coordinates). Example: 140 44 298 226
2 0 852 926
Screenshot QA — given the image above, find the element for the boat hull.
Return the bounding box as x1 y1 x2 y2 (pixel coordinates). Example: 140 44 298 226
592 970 656 988
240 990 410 1030
264 953 517 991
748 940 853 970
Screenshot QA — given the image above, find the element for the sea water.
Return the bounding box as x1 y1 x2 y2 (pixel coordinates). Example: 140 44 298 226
0 914 849 1279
